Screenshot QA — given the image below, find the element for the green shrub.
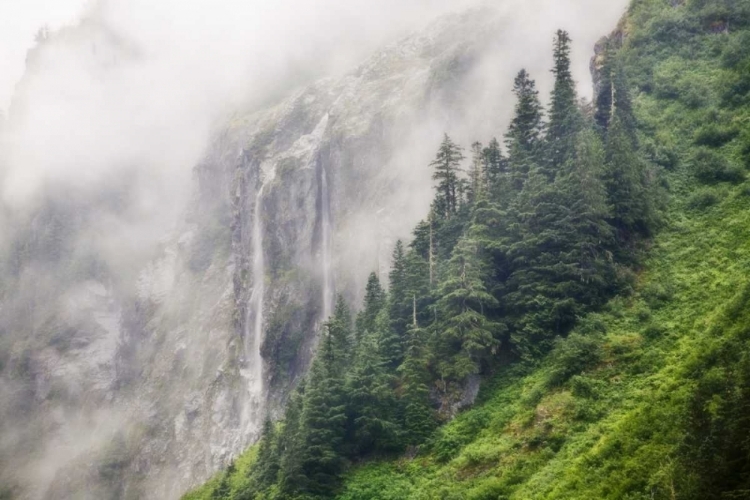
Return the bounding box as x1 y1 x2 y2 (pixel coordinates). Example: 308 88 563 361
693 124 740 147
687 188 721 210
641 281 675 309
690 148 745 184
547 333 603 387
721 32 750 68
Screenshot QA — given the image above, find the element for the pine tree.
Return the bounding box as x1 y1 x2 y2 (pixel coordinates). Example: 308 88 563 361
326 295 353 367
482 138 508 195
299 354 347 497
356 273 385 339
436 237 502 379
546 30 582 178
388 240 410 340
399 298 436 445
594 45 614 132
347 331 401 455
277 383 307 497
507 130 614 357
506 70 543 191
430 134 465 219
245 418 280 496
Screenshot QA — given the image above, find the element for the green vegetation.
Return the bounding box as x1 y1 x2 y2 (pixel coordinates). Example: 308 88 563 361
185 0 750 498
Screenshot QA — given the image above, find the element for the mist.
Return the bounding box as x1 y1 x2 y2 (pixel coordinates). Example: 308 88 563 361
0 0 629 498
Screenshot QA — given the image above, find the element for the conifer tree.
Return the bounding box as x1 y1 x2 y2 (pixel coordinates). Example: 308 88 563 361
430 134 465 219
388 240 410 339
299 353 347 496
506 69 544 185
546 30 582 178
482 138 508 194
399 298 436 445
277 383 307 497
250 418 280 492
436 237 501 378
468 142 485 205
347 331 401 455
212 461 235 500
326 295 353 367
594 45 614 132
355 273 385 340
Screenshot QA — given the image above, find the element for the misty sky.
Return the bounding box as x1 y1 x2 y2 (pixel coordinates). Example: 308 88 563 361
0 0 87 112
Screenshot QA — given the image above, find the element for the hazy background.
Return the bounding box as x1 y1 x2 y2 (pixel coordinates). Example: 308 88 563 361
0 1 629 498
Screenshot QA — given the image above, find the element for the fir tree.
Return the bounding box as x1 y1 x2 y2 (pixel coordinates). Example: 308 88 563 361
277 383 307 497
546 30 582 178
299 354 347 497
388 240 410 339
399 298 436 445
468 142 485 205
355 273 385 341
430 134 465 219
347 331 401 455
482 137 508 195
436 237 502 379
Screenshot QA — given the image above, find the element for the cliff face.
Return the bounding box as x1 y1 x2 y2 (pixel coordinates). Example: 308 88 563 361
0 9 508 499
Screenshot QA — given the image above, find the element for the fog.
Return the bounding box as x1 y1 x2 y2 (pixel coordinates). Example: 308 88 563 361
0 0 629 498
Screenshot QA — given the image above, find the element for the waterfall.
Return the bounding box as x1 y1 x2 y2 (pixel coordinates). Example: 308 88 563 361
240 167 274 439
321 166 333 320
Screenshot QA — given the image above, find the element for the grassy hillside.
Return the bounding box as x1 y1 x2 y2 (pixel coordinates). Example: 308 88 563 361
185 0 750 498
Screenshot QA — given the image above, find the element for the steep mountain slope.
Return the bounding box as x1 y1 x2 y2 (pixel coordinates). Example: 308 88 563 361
0 9 520 500
184 0 750 499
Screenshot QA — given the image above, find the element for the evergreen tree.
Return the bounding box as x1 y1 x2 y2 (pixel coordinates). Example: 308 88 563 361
506 70 544 190
482 138 508 195
436 237 502 379
299 354 347 497
355 273 385 341
468 142 485 205
594 45 614 132
388 240 410 339
604 112 650 237
399 299 436 445
250 419 280 492
326 295 353 367
546 30 582 178
277 383 307 497
347 331 401 455
507 130 614 357
430 134 465 219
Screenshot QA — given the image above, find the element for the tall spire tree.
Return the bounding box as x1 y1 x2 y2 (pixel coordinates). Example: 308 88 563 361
430 134 465 219
506 70 544 192
546 30 582 179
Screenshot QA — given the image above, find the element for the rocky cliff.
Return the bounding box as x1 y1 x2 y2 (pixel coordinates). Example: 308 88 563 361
0 9 510 499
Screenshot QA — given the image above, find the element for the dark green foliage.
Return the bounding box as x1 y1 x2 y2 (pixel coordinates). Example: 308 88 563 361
546 30 582 177
691 148 745 184
430 135 466 219
547 333 603 386
687 188 721 210
693 123 740 147
506 70 543 189
436 237 502 379
355 274 384 340
347 333 401 455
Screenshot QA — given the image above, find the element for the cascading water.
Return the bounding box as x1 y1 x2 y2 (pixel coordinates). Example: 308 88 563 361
240 166 275 438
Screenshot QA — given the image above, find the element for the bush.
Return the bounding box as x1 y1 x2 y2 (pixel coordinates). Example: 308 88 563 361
547 333 603 387
641 281 675 309
721 32 750 68
690 148 745 184
693 124 740 147
687 189 721 210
